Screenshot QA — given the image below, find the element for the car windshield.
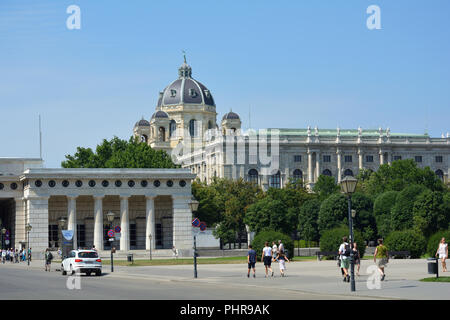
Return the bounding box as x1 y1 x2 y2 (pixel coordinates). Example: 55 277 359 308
78 252 98 258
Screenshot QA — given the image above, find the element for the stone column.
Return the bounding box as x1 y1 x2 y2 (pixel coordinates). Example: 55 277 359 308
26 197 49 260
336 149 342 183
93 196 104 251
387 152 392 165
307 150 313 183
315 152 321 182
67 196 78 250
172 195 193 257
379 150 384 165
358 149 364 170
120 196 130 252
14 197 26 249
145 196 155 250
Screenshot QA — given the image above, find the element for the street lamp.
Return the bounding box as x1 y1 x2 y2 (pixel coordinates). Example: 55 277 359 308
25 224 32 266
106 211 115 272
148 234 152 261
1 227 6 251
58 217 67 259
189 197 199 278
340 175 358 292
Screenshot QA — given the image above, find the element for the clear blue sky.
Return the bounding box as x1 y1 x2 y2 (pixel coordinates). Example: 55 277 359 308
1 0 449 168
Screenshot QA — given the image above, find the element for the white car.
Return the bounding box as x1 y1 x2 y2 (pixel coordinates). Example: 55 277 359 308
61 250 102 276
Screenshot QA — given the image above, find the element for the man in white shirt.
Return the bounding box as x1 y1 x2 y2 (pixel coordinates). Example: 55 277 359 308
262 242 274 278
278 240 285 254
338 236 350 282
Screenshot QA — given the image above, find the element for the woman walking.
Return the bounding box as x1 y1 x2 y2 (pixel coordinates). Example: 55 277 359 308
435 237 448 272
374 239 389 281
353 243 361 276
261 241 274 278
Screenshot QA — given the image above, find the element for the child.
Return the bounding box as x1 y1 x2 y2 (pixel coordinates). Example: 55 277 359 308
274 251 290 277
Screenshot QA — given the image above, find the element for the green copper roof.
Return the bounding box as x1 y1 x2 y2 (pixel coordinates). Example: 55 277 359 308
265 128 429 138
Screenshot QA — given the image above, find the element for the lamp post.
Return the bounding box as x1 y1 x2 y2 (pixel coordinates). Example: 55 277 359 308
25 224 32 266
58 217 66 260
189 198 199 278
106 211 115 273
148 234 152 261
1 227 6 251
340 175 358 292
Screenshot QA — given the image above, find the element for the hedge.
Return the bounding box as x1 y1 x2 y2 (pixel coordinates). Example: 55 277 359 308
385 230 426 258
426 230 450 258
319 226 366 258
251 230 294 258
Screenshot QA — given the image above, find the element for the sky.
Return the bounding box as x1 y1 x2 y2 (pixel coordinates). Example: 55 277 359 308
0 0 449 168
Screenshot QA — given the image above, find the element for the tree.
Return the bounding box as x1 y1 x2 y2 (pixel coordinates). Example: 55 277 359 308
318 193 348 234
373 191 399 238
351 192 377 242
62 136 178 169
313 175 340 200
245 197 291 234
191 180 221 225
390 184 427 232
413 190 449 238
297 198 321 243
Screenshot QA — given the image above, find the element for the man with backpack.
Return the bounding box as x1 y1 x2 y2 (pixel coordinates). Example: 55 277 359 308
44 248 53 272
338 236 351 282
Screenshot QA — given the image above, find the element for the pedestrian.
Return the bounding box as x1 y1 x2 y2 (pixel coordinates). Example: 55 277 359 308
338 236 351 282
373 239 389 281
6 248 10 262
172 246 178 259
28 247 32 262
274 250 290 277
261 241 274 278
435 237 448 272
278 240 285 254
10 248 14 262
272 241 278 257
353 242 361 276
14 249 19 263
247 244 257 278
2 249 6 264
57 247 62 260
44 248 53 272
91 245 97 251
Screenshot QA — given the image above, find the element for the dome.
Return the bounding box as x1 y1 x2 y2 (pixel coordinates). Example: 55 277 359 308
157 62 215 108
135 119 150 127
222 111 240 120
152 111 169 119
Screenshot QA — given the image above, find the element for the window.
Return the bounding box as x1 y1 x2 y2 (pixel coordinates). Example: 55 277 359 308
415 156 422 163
158 127 166 142
393 155 402 161
294 155 302 162
322 169 332 176
77 224 85 248
248 169 258 184
156 224 163 247
270 171 281 189
293 169 303 182
78 252 98 258
189 119 197 137
436 156 443 163
169 120 176 137
170 89 176 97
130 223 137 247
365 155 374 163
344 169 354 177
344 155 352 163
323 155 331 163
189 88 197 97
48 225 59 248
435 169 444 181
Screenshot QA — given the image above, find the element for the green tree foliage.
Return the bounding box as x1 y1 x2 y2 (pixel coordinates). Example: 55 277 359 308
319 226 366 258
191 180 221 225
351 192 376 242
362 159 444 196
297 198 321 243
413 190 449 238
385 230 427 258
426 230 450 257
62 136 178 169
318 193 348 234
313 175 340 200
373 191 399 238
251 230 294 258
390 184 427 232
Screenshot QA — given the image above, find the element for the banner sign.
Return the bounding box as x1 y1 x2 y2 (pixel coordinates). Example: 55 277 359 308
62 230 74 241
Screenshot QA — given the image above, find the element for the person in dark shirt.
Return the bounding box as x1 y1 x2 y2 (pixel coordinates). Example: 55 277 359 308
247 245 257 278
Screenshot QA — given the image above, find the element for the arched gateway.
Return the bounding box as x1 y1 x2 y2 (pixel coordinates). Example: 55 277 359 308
0 158 196 259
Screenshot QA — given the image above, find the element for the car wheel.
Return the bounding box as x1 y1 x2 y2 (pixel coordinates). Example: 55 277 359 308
61 266 67 276
96 270 101 276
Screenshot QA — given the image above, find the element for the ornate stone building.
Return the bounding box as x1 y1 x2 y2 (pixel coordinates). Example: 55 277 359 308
0 158 196 258
134 61 450 190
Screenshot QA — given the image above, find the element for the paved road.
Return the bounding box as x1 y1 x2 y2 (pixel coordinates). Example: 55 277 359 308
0 258 448 300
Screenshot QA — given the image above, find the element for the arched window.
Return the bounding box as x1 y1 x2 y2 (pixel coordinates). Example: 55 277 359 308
248 169 259 184
140 135 148 143
293 169 303 182
322 169 332 176
344 169 354 177
169 120 176 137
270 170 281 189
189 119 197 137
208 120 213 129
158 127 165 142
435 169 444 181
